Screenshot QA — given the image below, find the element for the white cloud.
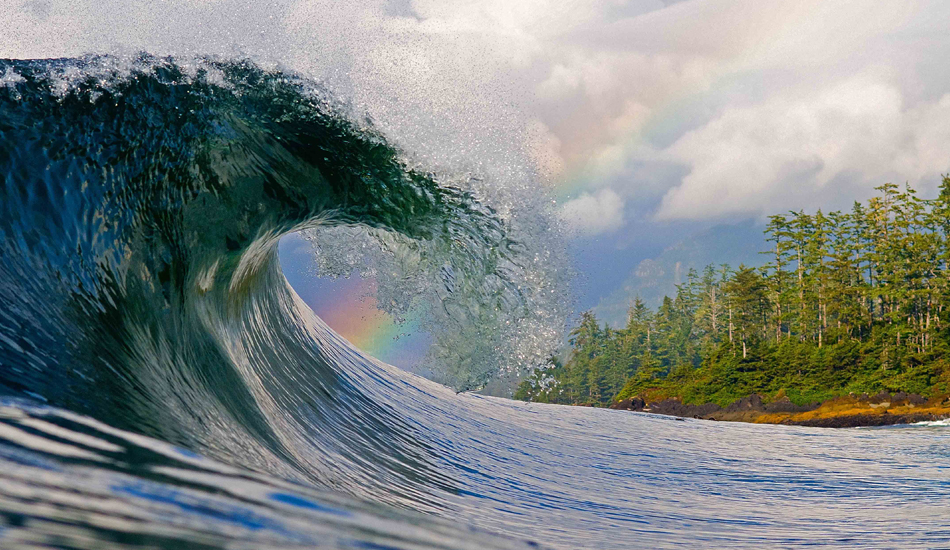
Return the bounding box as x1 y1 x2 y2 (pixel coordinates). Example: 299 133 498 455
657 75 950 219
559 188 624 236
5 0 950 227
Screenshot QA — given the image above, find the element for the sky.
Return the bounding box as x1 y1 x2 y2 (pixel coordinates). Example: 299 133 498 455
6 0 950 366
8 1 950 225
279 234 434 371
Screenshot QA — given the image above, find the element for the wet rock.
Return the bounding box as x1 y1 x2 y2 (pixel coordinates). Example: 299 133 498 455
610 397 647 411
790 412 944 428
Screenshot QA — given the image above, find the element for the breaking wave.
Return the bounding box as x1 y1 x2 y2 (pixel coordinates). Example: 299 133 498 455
3 56 949 550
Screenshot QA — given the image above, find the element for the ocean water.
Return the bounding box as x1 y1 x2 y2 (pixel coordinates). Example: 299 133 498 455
1 56 949 549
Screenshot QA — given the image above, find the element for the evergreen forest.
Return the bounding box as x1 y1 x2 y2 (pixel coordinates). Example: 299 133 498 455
516 179 950 407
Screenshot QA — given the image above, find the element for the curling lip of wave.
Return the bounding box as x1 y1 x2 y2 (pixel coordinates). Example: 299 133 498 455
0 54 525 500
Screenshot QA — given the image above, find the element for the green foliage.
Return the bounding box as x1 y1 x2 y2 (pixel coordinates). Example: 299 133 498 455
518 178 950 407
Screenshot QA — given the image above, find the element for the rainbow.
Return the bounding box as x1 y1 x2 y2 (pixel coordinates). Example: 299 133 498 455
305 275 430 368
549 61 774 204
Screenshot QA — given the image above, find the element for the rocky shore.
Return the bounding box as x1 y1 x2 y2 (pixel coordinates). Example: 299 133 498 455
609 391 950 428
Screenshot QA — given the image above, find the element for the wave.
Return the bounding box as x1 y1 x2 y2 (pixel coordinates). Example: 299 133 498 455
910 419 950 427
0 55 559 505
5 58 950 549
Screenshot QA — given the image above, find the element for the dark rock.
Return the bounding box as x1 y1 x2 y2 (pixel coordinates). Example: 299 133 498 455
763 396 819 414
869 391 892 404
863 391 927 407
790 412 946 428
890 392 926 406
610 397 646 411
724 394 765 413
644 398 721 417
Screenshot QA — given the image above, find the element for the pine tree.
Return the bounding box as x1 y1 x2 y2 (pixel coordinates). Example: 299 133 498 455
764 214 794 342
723 266 768 358
526 179 950 409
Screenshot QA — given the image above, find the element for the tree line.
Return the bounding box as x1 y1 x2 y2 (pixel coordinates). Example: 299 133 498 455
516 179 950 406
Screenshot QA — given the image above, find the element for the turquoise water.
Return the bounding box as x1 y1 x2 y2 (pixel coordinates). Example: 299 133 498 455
1 56 949 549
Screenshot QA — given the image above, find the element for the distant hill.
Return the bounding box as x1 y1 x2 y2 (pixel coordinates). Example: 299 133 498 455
594 221 767 327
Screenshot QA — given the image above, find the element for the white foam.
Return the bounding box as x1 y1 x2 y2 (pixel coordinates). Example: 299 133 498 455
912 418 950 427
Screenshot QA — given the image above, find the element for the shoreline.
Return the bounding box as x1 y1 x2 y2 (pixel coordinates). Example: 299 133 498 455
609 392 950 428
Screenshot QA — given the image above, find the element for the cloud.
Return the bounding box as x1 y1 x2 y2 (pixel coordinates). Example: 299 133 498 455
559 188 624 236
657 75 950 219
5 0 950 228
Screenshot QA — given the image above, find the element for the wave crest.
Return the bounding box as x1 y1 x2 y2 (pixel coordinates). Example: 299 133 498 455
0 56 565 498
